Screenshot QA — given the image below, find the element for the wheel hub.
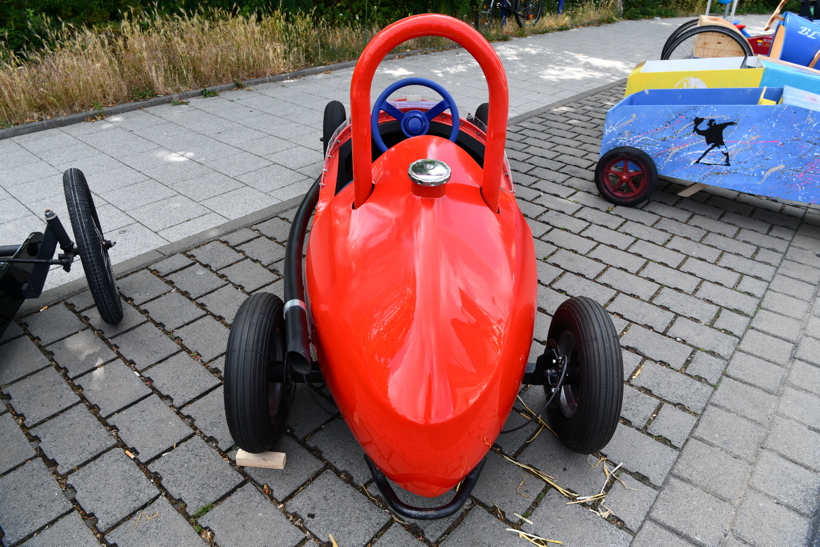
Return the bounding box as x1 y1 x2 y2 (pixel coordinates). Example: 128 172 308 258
542 339 576 419
554 331 580 418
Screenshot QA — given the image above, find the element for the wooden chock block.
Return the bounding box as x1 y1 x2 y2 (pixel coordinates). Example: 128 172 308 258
678 183 706 197
235 449 286 469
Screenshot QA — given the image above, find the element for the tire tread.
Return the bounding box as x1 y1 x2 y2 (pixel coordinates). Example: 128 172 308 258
63 168 122 325
547 296 623 454
224 292 289 453
323 101 346 155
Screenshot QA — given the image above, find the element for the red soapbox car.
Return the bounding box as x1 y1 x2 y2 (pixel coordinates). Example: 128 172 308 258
223 14 623 519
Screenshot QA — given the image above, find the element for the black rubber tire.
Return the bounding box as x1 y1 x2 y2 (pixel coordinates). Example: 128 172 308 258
545 297 623 454
513 0 543 27
661 19 698 59
63 168 123 325
322 100 346 155
474 102 489 130
224 293 293 453
595 146 658 207
662 25 753 60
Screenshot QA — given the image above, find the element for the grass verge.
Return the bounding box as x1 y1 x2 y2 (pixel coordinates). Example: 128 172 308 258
0 2 620 128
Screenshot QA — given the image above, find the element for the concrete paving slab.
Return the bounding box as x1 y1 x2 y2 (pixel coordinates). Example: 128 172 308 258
32 404 116 475
603 472 658 532
21 510 102 546
46 329 118 378
149 436 243 511
471 450 545 518
199 483 305 547
105 496 206 547
111 321 182 370
142 291 206 331
117 270 172 305
529 489 631 547
6 367 81 426
21 304 85 346
439 506 513 547
732 489 812 547
0 459 72 544
180 387 233 451
646 404 697 448
174 316 229 362
372 523 427 546
197 284 246 324
69 448 159 532
142 352 220 407
519 429 607 496
108 395 193 461
79 298 143 338
287 471 389 546
74 360 152 417
243 434 324 501
0 334 52 385
0 412 36 474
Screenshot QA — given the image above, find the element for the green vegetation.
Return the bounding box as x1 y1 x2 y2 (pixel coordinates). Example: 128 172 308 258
0 0 800 128
191 503 214 518
1 0 797 57
622 0 800 19
3 1 473 55
0 2 620 127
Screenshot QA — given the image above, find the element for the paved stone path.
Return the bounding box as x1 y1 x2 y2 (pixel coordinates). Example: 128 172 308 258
2 80 819 546
0 16 769 292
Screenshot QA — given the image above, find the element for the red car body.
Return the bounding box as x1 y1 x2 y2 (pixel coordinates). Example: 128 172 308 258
304 15 538 497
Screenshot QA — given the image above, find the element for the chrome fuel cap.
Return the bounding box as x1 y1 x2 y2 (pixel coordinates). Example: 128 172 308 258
409 159 451 185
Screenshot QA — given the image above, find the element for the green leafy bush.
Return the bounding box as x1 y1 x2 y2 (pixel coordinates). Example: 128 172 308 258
2 0 802 58
1 0 480 55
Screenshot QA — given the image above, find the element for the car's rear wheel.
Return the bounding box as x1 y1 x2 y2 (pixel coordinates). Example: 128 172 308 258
322 101 347 155
545 297 623 454
224 293 294 452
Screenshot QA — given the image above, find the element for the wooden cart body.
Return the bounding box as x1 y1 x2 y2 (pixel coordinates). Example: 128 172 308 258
601 86 820 203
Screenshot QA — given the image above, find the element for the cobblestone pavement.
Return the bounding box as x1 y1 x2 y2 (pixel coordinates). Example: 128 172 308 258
0 16 769 292
2 82 820 547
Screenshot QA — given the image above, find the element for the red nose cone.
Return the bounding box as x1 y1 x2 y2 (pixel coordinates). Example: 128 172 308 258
306 136 537 496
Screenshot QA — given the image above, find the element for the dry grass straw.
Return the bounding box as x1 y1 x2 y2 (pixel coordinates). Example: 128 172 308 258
507 528 563 545
502 454 576 499
0 1 619 127
0 9 446 126
671 0 707 15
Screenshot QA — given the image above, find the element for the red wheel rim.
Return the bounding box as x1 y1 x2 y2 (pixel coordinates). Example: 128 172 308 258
600 156 648 200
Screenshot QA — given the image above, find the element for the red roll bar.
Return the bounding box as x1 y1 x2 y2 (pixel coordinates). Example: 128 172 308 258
350 14 509 212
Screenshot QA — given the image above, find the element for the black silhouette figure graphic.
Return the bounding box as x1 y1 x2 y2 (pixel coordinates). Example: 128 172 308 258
693 117 736 166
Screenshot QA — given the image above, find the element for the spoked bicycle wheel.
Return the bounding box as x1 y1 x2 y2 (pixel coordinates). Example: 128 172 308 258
475 0 514 29
63 168 123 325
661 18 697 58
513 0 543 27
662 25 753 60
475 0 493 29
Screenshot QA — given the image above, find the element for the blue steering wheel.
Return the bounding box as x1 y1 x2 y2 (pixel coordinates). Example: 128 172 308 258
371 77 460 154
